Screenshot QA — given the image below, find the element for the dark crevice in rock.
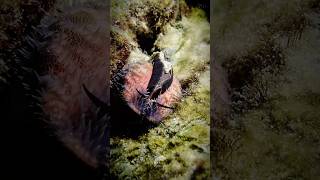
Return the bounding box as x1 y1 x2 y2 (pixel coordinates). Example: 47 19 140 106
134 3 176 54
136 32 158 55
185 0 210 21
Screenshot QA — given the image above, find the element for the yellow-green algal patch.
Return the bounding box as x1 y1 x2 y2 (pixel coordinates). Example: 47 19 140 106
173 69 210 125
110 76 210 179
155 8 210 81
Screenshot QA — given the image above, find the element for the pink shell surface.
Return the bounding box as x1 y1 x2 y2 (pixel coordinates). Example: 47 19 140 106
123 63 182 123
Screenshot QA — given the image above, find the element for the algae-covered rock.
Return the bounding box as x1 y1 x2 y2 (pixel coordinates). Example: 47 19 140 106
110 0 210 179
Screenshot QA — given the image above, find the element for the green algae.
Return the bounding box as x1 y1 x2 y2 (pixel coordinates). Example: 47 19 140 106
155 8 210 80
110 81 210 179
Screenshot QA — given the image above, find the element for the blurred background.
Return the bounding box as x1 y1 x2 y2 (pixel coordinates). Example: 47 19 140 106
212 0 320 179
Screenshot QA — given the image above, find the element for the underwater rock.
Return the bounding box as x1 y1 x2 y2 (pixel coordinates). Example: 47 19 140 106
110 2 210 178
